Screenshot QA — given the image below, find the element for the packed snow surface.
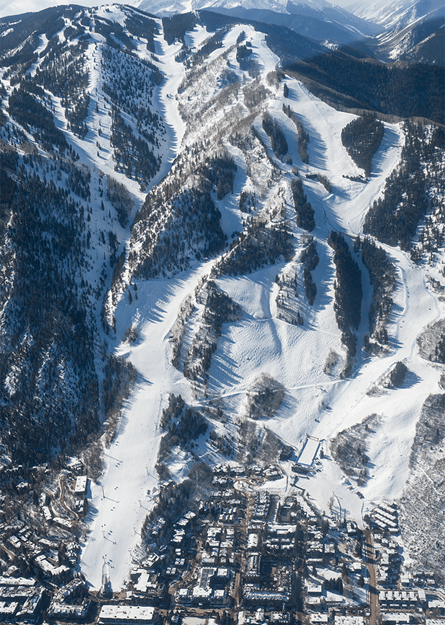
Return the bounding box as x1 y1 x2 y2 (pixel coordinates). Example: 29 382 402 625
81 265 211 590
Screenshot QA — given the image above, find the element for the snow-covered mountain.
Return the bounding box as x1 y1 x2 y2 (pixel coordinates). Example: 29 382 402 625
345 0 445 61
129 0 383 42
0 1 444 597
129 0 310 15
346 0 443 30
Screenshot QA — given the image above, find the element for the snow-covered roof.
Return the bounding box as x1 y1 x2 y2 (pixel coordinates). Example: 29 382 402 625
297 435 320 467
99 605 155 623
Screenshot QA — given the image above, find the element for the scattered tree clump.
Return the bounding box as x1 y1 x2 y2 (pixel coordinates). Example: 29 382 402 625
360 236 396 351
183 281 243 382
301 236 319 305
110 108 162 189
123 323 139 344
387 361 408 387
168 295 196 369
275 266 303 326
239 190 257 213
341 113 384 177
262 111 288 160
101 44 164 188
364 122 444 251
209 430 234 457
243 78 271 109
8 85 68 153
331 414 381 485
328 231 362 373
237 419 285 466
324 349 339 376
417 319 445 363
188 27 229 67
246 373 285 420
0 152 102 465
291 177 315 232
142 461 213 539
317 173 332 193
66 165 91 200
203 152 237 200
410 393 445 465
103 356 138 447
157 394 208 462
237 42 256 74
162 13 198 45
367 361 408 396
35 41 90 138
106 175 134 228
400 393 445 580
129 141 228 281
124 10 158 52
212 217 294 278
283 104 309 164
159 393 186 432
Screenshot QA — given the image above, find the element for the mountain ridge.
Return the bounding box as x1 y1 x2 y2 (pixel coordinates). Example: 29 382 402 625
0 1 444 594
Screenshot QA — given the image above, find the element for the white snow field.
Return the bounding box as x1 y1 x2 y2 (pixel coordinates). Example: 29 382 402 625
79 15 443 590
81 264 211 590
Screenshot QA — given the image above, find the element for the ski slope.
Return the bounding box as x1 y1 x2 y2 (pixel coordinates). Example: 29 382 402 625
81 264 212 590
78 14 444 590
80 20 194 590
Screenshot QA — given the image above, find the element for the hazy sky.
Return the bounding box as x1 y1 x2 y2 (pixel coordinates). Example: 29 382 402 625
0 0 369 20
0 0 99 19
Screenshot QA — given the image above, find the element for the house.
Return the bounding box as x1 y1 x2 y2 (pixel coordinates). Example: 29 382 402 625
74 476 88 497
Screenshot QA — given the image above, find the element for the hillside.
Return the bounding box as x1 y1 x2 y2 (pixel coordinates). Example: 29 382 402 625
0 2 444 602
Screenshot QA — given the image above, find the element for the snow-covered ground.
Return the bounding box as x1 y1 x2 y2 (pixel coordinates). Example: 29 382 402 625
80 20 200 589
81 263 211 590
78 14 444 590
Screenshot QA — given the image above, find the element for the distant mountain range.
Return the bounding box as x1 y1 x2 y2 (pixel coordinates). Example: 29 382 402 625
125 0 445 63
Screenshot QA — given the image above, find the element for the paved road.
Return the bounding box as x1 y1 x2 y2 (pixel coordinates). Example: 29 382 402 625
363 529 379 625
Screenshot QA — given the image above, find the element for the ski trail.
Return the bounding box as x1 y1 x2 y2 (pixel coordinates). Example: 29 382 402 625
80 27 190 591
80 264 212 590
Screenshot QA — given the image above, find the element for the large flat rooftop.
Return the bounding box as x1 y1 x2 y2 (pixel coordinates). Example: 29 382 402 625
296 436 319 468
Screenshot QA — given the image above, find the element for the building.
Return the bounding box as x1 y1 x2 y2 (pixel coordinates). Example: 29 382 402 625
295 436 320 472
47 601 91 620
99 606 155 624
74 476 88 496
0 601 18 620
244 590 289 607
245 554 261 581
335 617 364 625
